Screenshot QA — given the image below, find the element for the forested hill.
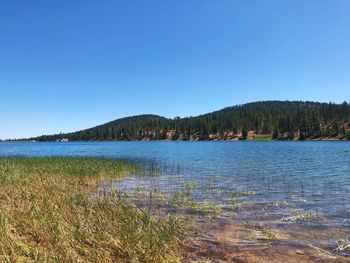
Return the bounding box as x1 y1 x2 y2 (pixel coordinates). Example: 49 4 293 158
30 101 350 141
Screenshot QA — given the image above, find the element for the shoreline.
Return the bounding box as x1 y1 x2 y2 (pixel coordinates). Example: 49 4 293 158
2 137 350 143
1 156 349 262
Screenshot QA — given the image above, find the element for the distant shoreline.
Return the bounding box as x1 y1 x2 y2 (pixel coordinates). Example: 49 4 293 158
2 137 349 143
12 100 350 143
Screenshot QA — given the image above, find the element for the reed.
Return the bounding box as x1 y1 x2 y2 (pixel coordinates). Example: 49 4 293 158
0 157 184 262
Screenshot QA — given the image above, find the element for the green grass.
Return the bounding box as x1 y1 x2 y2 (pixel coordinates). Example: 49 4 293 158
0 158 184 262
252 134 272 141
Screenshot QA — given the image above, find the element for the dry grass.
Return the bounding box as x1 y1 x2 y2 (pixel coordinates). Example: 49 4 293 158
0 158 184 263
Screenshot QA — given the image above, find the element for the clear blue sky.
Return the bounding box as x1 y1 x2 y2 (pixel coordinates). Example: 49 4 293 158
1 1 349 139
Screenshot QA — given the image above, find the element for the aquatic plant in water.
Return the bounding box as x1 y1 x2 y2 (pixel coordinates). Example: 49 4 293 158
281 211 324 222
335 238 350 255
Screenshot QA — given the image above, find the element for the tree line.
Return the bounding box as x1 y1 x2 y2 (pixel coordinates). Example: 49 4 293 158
28 101 350 141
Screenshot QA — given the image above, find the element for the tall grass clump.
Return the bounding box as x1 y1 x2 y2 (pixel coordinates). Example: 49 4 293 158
0 158 184 262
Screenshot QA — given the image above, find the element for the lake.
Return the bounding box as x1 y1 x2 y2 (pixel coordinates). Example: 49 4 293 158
1 141 349 224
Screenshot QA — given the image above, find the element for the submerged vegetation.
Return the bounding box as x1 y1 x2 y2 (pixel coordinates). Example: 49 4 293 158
335 239 350 255
172 192 221 215
21 100 350 141
0 158 184 262
281 211 325 222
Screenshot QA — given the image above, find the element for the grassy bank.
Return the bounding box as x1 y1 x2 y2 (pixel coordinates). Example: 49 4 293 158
0 158 184 263
251 134 272 141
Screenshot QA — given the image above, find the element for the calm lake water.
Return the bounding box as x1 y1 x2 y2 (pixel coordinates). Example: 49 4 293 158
1 141 350 225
